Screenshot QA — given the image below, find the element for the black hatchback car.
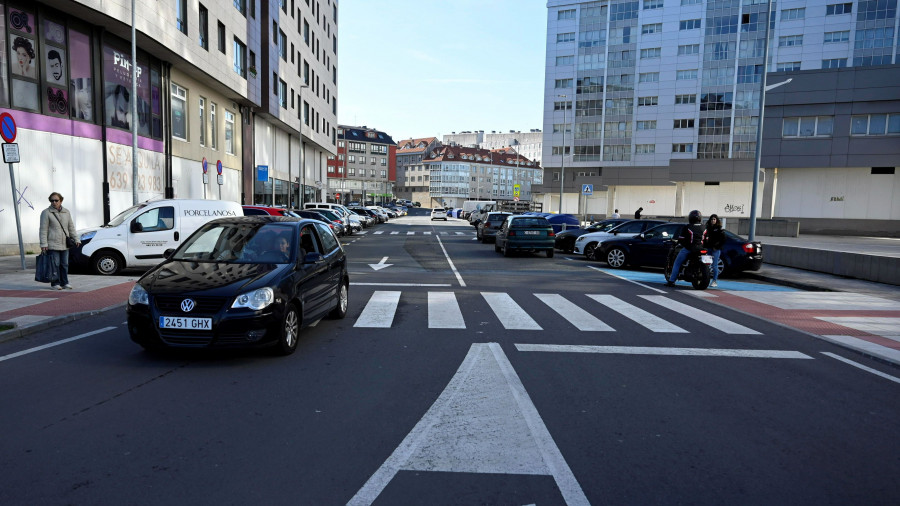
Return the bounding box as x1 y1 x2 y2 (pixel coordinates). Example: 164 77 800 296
126 216 349 355
596 222 763 277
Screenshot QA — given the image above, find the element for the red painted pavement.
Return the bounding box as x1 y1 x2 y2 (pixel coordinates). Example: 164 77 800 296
0 282 135 320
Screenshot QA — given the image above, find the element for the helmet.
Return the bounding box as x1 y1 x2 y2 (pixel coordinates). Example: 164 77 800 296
688 210 702 224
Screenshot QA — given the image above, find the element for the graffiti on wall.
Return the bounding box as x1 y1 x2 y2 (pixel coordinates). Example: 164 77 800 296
724 203 745 214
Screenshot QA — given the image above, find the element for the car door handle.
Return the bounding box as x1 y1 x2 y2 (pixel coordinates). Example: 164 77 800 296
174 231 179 241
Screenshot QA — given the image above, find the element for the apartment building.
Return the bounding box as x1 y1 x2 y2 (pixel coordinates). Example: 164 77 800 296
541 0 899 227
443 129 543 166
0 0 338 252
426 146 543 209
394 136 441 204
326 125 396 205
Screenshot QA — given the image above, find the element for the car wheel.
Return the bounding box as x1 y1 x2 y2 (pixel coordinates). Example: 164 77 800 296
546 249 554 258
583 243 597 260
274 303 300 356
329 279 349 319
503 245 512 257
715 257 726 278
606 247 627 269
92 251 123 276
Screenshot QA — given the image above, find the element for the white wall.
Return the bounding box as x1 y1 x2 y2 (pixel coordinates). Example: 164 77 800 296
775 167 900 220
171 156 241 202
612 185 677 218
681 181 756 219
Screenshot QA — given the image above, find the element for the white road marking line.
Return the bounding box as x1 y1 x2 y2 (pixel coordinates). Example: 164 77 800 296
347 343 589 506
454 232 466 235
435 235 466 287
354 291 401 328
587 294 686 333
535 294 613 331
640 295 761 334
428 292 466 329
390 231 399 235
482 292 541 330
822 352 900 384
727 291 900 311
373 231 384 235
423 231 431 235
440 231 448 235
587 265 666 293
407 231 415 235
515 344 811 359
820 335 900 364
0 327 117 362
350 283 452 287
358 230 369 234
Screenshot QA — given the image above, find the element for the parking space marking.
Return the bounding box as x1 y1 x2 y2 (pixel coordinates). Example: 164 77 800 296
428 292 466 329
482 292 542 330
435 235 466 287
354 291 402 328
587 294 687 333
535 294 613 331
640 295 761 335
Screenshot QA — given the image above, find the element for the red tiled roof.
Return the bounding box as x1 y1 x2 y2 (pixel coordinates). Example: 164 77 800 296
396 137 438 153
425 146 540 168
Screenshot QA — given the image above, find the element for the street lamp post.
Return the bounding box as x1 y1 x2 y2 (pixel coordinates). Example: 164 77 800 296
558 94 567 215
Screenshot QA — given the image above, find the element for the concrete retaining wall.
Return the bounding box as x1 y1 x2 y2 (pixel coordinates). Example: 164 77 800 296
763 245 900 286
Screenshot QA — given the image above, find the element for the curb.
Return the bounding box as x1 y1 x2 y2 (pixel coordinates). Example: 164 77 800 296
0 302 126 344
744 271 836 293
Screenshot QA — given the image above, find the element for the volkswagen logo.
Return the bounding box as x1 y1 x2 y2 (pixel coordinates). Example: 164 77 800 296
180 299 196 312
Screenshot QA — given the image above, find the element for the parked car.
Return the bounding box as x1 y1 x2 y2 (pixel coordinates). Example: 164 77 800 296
346 208 373 227
476 212 513 243
126 216 349 355
431 208 447 221
494 215 556 257
573 219 667 259
242 205 298 217
554 218 629 253
305 208 346 236
596 222 763 276
293 210 343 235
351 207 384 224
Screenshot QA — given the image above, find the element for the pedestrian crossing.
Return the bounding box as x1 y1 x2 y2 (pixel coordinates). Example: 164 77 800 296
352 290 761 334
359 230 474 236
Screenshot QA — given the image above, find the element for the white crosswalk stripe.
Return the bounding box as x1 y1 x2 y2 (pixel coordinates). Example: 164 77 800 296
373 231 384 235
587 294 687 333
355 291 401 328
350 291 762 335
639 295 761 334
535 294 613 331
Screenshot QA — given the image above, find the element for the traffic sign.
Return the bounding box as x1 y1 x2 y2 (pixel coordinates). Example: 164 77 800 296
513 184 521 197
202 157 208 174
0 113 16 143
257 165 269 182
514 196 519 201
2 143 19 163
582 184 593 195
216 160 223 175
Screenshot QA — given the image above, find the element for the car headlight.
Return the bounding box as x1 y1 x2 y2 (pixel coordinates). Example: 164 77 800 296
80 231 96 241
231 287 275 310
128 284 149 306
575 236 586 243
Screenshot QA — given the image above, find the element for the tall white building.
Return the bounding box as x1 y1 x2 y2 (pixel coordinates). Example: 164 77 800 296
540 0 900 225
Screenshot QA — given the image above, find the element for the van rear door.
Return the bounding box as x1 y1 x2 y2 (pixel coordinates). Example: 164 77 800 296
126 204 177 266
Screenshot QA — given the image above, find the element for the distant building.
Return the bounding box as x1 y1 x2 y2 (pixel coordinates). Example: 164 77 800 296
483 130 543 166
426 146 543 209
328 126 397 205
395 137 442 204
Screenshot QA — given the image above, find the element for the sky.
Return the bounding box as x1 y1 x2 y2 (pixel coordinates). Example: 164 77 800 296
337 0 548 143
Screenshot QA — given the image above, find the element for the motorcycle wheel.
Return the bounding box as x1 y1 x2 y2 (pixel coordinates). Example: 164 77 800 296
692 263 710 290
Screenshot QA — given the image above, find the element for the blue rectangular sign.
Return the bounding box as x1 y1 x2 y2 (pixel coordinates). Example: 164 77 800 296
582 184 593 195
257 165 269 182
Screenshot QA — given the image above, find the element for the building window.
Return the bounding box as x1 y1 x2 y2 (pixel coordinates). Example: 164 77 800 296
636 120 657 130
822 58 847 69
552 123 572 133
642 23 662 34
279 30 287 59
782 116 834 137
210 102 217 149
779 35 803 47
676 69 698 80
781 8 805 20
737 64 762 83
234 0 246 15
303 19 310 45
643 0 663 10
171 84 187 140
678 44 700 55
680 19 701 31
217 22 226 53
279 80 287 108
824 31 850 43
673 119 695 128
777 61 801 72
826 3 852 15
554 78 573 88
558 9 575 20
199 4 209 50
176 0 187 34
556 55 574 65
551 146 570 155
225 110 235 154
675 94 696 104
854 28 895 49
681 0 701 4
635 144 655 154
640 47 661 59
556 32 575 43
199 97 206 146
638 96 658 106
233 38 246 77
554 100 572 110
639 72 659 83
850 114 900 135
672 143 693 153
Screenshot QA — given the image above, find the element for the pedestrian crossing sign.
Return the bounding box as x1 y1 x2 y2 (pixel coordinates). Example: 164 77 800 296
582 184 593 195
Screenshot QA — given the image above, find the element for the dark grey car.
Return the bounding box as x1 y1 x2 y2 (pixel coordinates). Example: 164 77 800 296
476 212 512 243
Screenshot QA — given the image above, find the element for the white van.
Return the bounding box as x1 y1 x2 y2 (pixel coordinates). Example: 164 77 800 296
78 199 242 275
303 202 353 233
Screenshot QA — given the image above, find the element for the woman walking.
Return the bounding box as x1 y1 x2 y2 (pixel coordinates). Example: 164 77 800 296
703 214 725 287
39 192 80 290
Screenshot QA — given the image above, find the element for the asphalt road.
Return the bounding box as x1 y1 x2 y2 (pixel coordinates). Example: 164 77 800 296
1 211 899 505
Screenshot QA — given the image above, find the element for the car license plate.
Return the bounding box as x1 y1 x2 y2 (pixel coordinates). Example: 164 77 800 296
159 316 212 330
701 255 713 264
524 230 540 235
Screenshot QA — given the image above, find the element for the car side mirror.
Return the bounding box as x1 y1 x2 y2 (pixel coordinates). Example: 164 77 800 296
131 221 143 233
303 252 324 264
164 248 175 259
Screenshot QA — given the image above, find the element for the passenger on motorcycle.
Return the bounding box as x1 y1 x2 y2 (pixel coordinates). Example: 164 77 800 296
666 210 705 287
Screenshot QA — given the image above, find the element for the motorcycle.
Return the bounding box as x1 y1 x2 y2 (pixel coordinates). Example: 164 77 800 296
664 243 713 290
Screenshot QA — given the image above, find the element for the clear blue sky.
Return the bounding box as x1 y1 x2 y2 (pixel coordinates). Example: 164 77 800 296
337 0 547 142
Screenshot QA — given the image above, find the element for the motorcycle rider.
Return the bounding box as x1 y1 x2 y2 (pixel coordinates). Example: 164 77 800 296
666 209 705 287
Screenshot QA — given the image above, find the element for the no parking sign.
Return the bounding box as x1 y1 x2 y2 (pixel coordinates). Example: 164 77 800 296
217 160 223 185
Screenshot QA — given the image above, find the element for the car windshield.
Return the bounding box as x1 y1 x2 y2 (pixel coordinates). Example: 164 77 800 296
511 218 550 228
313 209 340 221
172 222 296 264
107 204 145 227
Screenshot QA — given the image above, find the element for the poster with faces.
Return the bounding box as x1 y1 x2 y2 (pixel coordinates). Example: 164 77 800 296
45 46 65 85
10 34 36 79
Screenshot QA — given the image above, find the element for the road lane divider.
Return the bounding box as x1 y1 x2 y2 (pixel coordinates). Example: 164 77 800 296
0 327 116 362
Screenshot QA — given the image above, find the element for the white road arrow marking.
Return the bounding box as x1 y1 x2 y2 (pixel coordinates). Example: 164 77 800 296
368 256 393 271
